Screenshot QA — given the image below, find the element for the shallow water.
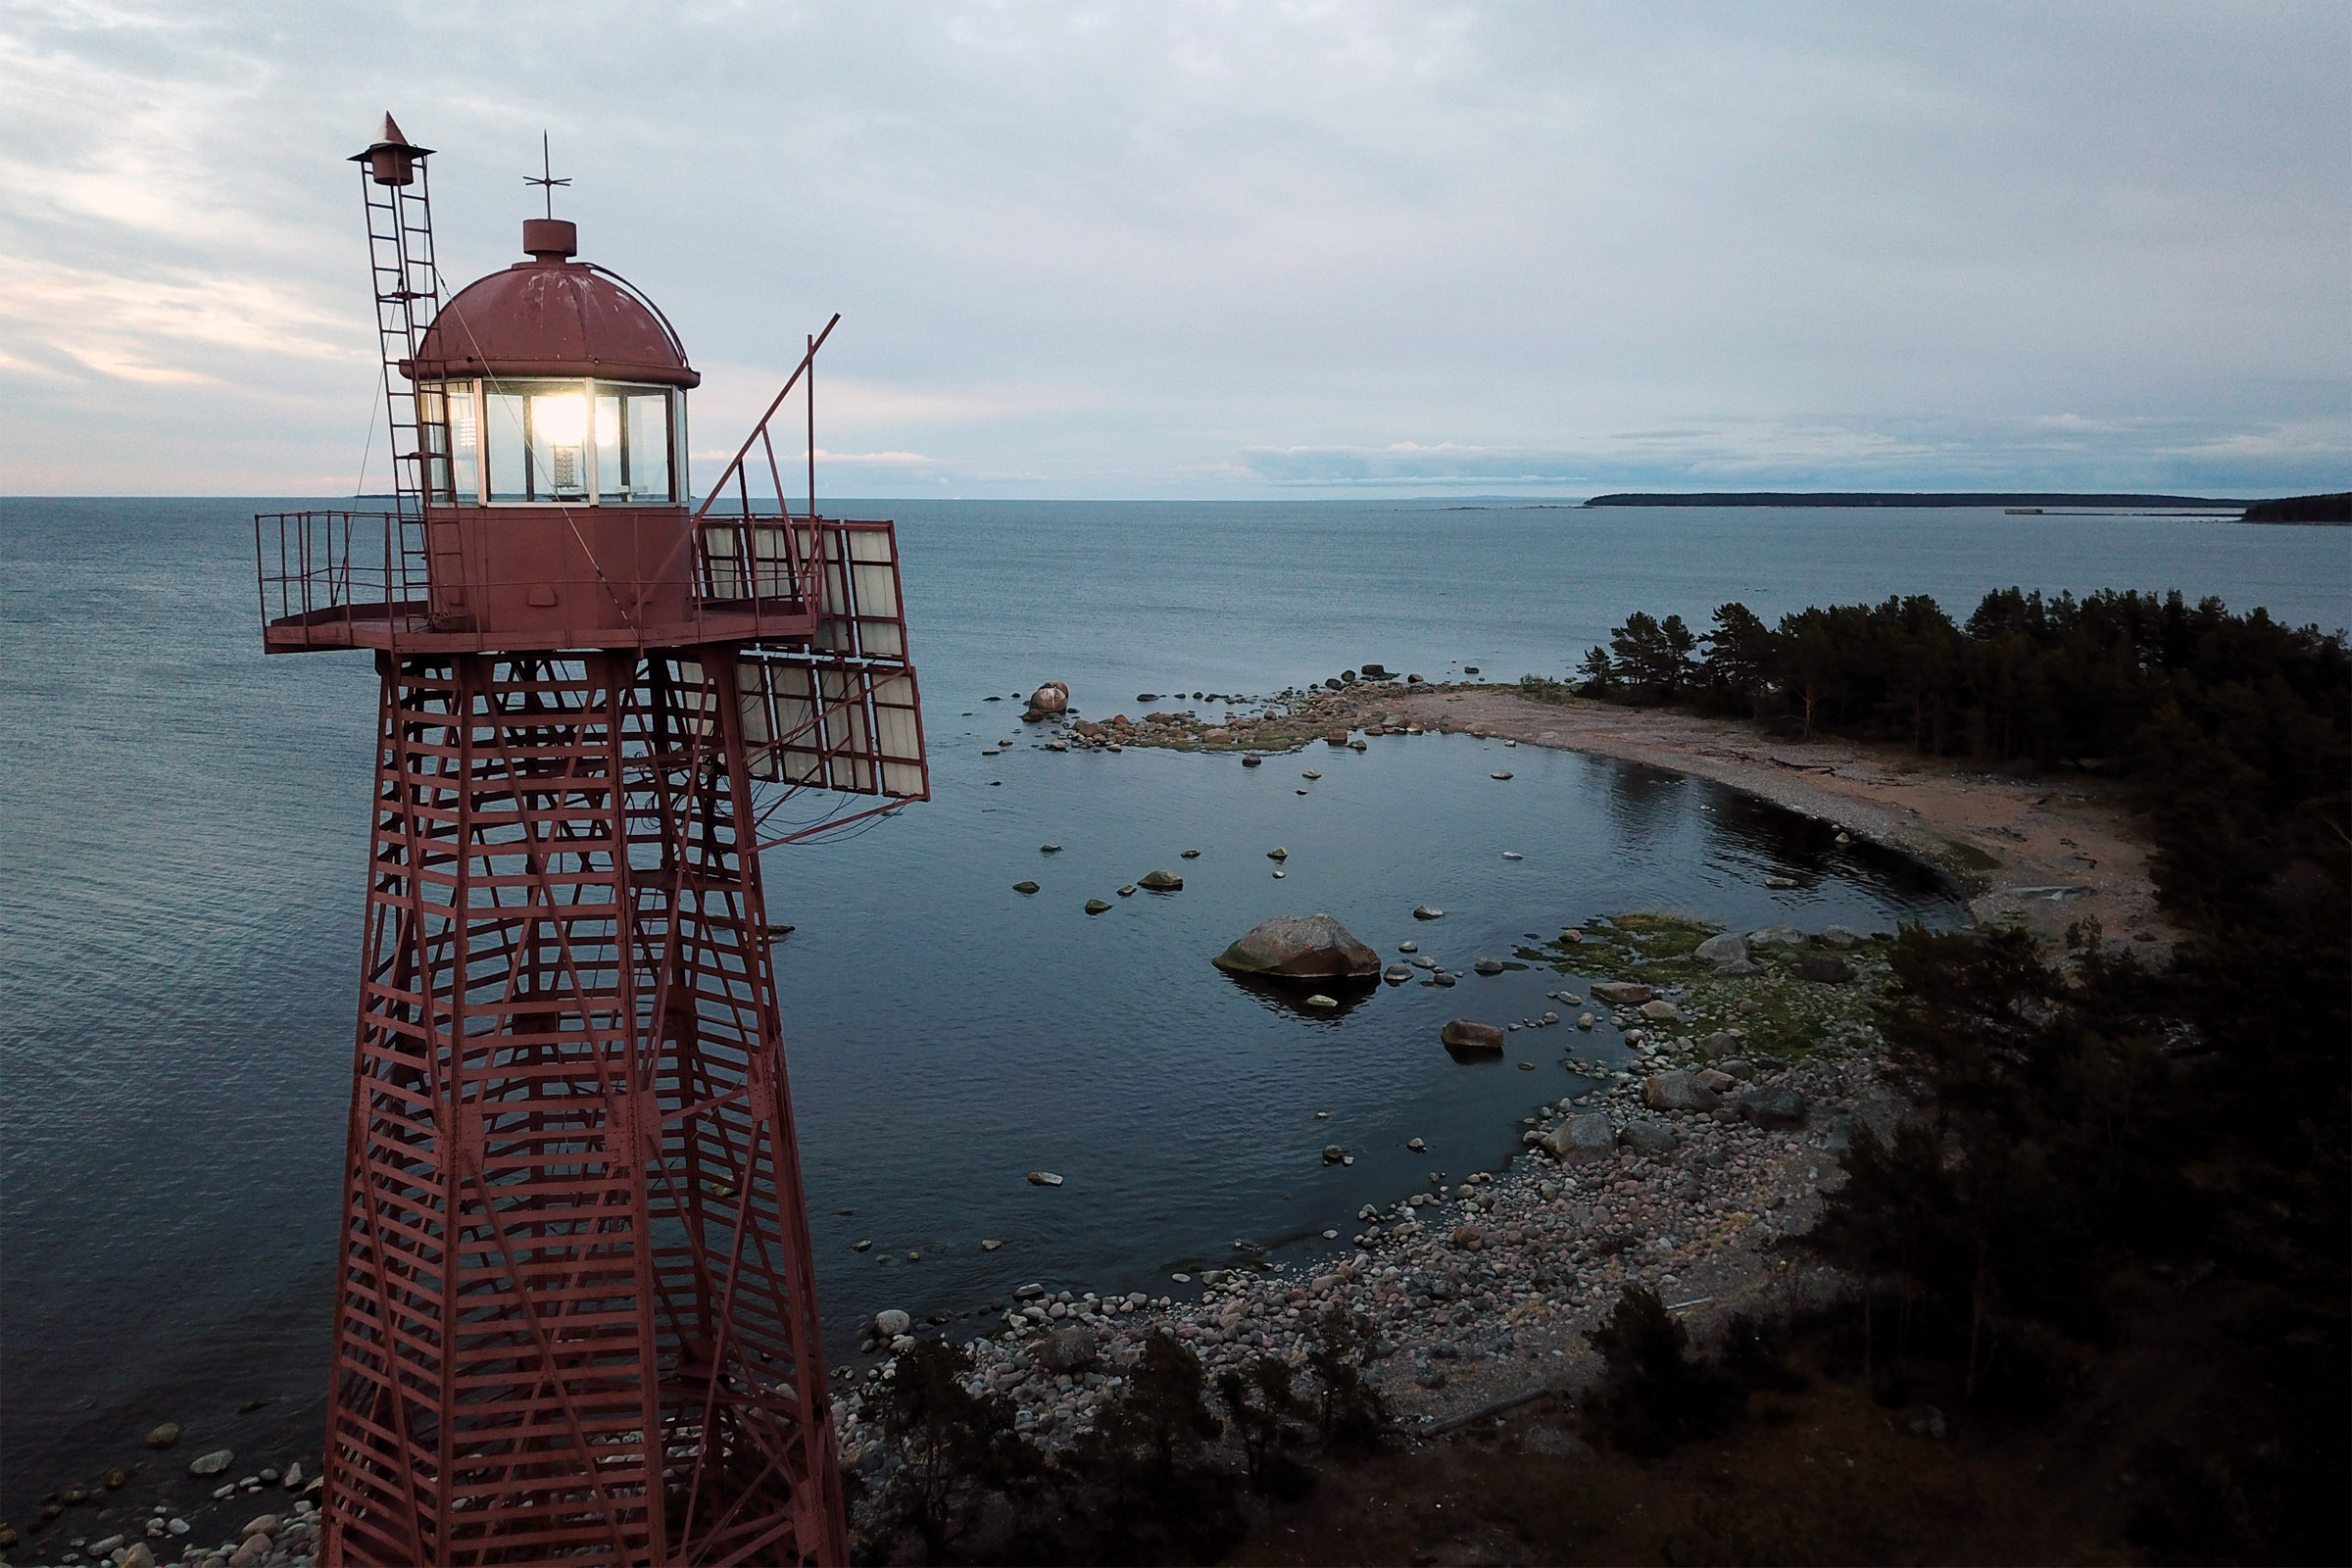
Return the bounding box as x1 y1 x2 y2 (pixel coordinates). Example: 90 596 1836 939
2 496 2341 1510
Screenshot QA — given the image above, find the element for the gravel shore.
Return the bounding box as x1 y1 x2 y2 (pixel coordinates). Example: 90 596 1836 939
834 925 1906 1528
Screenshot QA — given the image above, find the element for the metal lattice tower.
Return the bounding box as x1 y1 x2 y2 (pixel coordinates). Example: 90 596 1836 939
258 118 928 1566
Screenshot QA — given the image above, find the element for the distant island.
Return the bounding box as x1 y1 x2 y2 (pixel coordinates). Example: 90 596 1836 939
1582 491 2246 510
2240 492 2351 524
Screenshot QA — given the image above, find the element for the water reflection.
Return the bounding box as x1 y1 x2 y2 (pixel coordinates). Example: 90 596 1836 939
1221 972 1382 1019
1603 763 1691 845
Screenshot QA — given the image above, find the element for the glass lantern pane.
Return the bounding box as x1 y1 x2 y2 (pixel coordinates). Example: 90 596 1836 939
528 388 589 500
485 392 528 502
447 383 480 503
595 393 622 499
625 392 672 502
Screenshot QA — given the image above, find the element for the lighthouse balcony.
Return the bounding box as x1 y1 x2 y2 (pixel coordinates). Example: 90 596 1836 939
255 509 908 660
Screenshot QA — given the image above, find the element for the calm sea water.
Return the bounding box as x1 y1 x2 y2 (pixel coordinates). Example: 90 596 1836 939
2 497 2343 1510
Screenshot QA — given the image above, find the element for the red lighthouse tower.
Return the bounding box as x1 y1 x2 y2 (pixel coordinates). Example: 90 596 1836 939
257 119 926 1565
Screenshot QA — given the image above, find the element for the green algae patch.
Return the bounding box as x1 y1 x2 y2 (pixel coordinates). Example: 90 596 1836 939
1532 911 1722 983
1531 913 1899 1062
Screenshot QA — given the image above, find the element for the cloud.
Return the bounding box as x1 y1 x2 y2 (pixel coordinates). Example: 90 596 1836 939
1 2 2345 496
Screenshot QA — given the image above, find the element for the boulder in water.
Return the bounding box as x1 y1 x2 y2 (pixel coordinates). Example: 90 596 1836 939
1212 914 1380 980
1024 681 1069 720
1439 1019 1505 1053
1137 868 1184 892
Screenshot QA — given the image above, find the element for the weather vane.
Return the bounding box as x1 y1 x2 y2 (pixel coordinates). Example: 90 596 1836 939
524 130 569 219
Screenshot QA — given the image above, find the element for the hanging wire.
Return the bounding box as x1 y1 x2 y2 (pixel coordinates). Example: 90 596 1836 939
353 380 381 499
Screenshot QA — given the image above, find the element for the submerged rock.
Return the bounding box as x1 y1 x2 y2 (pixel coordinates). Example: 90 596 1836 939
144 1422 182 1449
1412 905 1445 920
1212 914 1380 979
1084 899 1112 914
1473 956 1506 975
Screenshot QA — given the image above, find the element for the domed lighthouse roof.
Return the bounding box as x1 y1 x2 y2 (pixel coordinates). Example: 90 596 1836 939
409 220 700 387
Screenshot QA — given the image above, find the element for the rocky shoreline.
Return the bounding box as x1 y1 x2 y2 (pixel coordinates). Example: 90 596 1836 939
4 1461 319 1568
1012 672 2174 955
830 913 1907 1542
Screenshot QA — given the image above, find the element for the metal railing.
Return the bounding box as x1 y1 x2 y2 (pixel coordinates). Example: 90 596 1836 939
255 511 422 646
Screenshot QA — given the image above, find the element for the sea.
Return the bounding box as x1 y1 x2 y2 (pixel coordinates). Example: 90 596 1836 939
3 497 2344 1513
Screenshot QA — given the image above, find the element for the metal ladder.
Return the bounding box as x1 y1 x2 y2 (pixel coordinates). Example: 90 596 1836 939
360 160 441 607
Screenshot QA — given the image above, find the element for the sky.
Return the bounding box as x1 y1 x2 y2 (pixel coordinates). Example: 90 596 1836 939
2 1 2346 499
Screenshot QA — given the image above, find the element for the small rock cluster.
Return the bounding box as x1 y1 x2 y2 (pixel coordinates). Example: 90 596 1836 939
10 1461 320 1568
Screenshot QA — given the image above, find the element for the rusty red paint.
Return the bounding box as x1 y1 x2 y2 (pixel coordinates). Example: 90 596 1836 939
409 246 700 388
259 120 921 1566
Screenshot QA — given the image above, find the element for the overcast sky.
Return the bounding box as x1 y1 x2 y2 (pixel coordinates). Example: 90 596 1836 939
3 1 2345 498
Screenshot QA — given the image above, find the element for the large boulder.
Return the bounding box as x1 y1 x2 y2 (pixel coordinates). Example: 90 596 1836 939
1030 1325 1098 1374
1591 981 1652 1004
1747 924 1806 949
1137 868 1184 892
1739 1085 1809 1127
1692 931 1748 967
1543 1114 1617 1164
1642 1070 1721 1113
1639 999 1684 1024
1024 681 1069 719
1440 1019 1505 1053
1620 1119 1678 1156
1212 914 1381 980
1793 956 1855 984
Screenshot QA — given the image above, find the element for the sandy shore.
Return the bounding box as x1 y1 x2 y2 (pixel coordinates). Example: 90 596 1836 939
1328 683 2176 953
